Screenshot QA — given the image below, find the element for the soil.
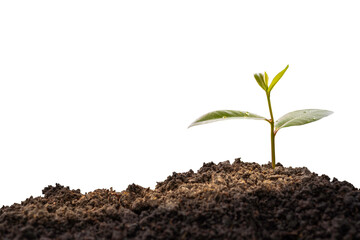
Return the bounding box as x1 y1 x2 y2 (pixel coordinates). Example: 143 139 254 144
1 158 360 240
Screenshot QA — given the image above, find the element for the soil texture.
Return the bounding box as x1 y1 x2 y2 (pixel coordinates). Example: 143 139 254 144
1 158 360 239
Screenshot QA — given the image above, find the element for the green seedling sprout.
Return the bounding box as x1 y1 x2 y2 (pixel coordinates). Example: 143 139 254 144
188 65 333 169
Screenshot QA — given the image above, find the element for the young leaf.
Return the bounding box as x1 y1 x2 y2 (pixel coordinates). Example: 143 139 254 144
254 73 267 91
275 109 333 131
268 65 289 92
189 110 267 128
264 72 269 86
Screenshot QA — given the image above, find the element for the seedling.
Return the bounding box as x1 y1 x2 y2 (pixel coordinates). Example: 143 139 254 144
189 65 333 168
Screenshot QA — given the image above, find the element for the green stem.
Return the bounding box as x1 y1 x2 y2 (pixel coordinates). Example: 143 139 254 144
266 92 276 169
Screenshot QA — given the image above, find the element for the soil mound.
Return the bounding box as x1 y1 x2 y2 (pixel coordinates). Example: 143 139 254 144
1 158 360 239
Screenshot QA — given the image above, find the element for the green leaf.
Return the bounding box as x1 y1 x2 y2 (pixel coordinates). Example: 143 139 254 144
254 73 267 91
268 65 289 92
189 110 267 128
264 72 269 86
275 109 333 131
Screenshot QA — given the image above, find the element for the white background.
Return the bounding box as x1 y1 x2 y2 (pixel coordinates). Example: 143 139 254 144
1 1 359 207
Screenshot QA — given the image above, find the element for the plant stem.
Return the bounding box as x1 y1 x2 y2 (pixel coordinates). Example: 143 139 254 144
266 92 276 169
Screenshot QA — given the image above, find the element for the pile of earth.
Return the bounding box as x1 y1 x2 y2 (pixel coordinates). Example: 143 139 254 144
1 158 359 239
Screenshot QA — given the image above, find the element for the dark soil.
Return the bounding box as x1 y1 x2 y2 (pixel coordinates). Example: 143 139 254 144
1 158 360 240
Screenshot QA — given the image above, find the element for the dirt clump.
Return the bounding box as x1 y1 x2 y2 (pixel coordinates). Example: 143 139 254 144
1 158 360 239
